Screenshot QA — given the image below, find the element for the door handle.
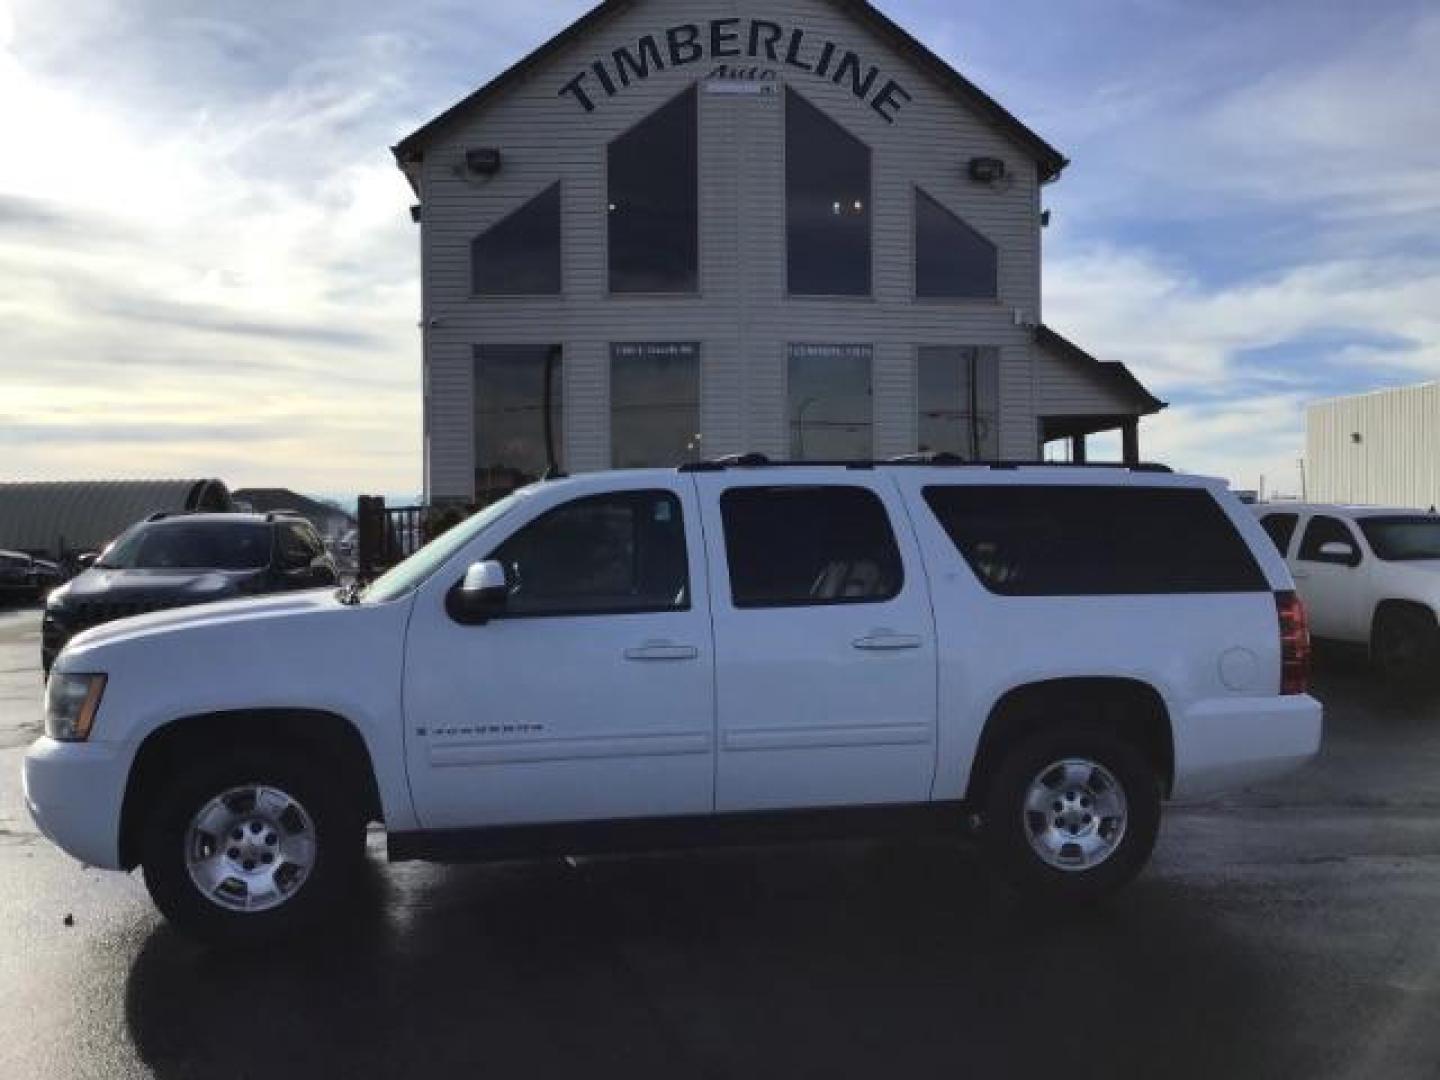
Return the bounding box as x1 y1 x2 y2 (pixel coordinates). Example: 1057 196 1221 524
1292 571 1310 580
624 642 699 661
852 632 924 651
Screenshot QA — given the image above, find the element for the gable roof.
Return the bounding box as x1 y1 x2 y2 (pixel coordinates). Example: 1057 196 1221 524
392 0 1068 185
1035 325 1167 416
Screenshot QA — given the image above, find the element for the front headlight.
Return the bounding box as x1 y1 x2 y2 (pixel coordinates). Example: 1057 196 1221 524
44 673 106 742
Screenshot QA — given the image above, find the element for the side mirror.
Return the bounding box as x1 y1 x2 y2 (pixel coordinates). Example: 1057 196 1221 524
1319 541 1359 565
76 553 98 570
446 560 508 625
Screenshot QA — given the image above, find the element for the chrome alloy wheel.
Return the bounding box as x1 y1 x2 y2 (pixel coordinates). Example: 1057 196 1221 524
1022 759 1129 872
184 785 317 913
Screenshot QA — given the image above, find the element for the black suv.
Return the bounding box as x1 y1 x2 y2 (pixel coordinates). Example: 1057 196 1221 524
42 513 338 674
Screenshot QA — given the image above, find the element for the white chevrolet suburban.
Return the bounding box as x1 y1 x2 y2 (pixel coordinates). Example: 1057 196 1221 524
1254 503 1440 684
26 461 1321 943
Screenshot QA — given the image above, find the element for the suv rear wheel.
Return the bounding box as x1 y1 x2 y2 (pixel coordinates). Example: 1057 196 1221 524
1372 606 1440 688
983 726 1160 901
140 747 365 945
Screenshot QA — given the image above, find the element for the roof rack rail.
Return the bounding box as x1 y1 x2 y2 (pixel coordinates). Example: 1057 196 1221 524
679 455 1172 474
265 510 306 522
144 512 171 523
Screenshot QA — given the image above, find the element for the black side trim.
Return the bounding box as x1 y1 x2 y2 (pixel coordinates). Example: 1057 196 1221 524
388 802 967 864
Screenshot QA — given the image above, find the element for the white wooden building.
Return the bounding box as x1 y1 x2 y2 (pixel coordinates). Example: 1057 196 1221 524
393 0 1165 505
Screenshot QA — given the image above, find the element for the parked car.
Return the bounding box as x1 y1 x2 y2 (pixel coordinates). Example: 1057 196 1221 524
41 512 337 675
0 549 60 602
1253 503 1440 684
25 462 1320 944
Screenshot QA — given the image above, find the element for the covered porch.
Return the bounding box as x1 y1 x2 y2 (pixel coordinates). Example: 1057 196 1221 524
1034 325 1167 466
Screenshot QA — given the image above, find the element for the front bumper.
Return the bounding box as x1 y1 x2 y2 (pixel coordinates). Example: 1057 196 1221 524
1171 693 1323 800
23 738 129 869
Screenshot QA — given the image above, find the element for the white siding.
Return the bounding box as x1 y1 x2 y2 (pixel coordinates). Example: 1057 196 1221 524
1308 383 1440 508
413 0 1137 500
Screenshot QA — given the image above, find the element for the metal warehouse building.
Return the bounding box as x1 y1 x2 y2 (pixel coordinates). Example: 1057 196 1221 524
393 0 1165 505
1308 383 1440 509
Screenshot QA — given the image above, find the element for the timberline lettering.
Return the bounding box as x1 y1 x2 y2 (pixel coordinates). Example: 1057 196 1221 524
559 18 910 123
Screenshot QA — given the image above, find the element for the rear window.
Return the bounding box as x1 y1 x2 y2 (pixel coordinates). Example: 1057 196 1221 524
922 485 1268 596
1259 513 1299 556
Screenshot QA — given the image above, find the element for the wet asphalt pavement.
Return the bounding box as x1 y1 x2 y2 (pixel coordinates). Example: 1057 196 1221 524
3 603 1440 1079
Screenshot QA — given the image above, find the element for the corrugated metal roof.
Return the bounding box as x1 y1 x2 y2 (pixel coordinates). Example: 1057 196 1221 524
0 480 232 556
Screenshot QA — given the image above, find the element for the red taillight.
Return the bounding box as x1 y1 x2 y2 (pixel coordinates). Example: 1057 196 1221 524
1277 590 1311 695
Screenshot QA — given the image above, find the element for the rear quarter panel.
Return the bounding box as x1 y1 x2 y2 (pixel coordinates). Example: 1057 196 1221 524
890 472 1290 801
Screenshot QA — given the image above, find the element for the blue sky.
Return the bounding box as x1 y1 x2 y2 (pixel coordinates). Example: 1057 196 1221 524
1 0 1437 498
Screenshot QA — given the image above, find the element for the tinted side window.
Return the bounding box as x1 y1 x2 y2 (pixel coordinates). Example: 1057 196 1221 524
923 486 1268 596
721 486 903 608
490 491 688 617
1298 515 1359 564
1259 513 1299 556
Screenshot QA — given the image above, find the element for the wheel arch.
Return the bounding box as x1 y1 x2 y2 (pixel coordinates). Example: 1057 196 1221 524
118 709 382 870
1371 598 1439 639
966 677 1175 806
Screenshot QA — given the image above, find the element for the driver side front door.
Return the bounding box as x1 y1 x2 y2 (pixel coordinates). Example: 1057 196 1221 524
401 482 716 829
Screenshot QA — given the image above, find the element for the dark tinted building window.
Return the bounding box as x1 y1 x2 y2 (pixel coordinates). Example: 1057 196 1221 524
923 486 1268 595
490 491 688 616
608 87 698 293
471 183 561 295
474 345 563 502
915 189 997 299
721 486 902 607
611 343 702 467
786 89 871 296
1259 513 1299 556
1298 515 1360 564
789 344 872 460
918 347 1000 460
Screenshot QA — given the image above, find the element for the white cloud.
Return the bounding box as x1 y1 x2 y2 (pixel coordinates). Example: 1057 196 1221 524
0 1 424 493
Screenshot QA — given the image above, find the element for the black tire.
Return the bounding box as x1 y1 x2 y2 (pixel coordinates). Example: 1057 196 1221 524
982 726 1161 902
140 746 366 946
1371 607 1440 689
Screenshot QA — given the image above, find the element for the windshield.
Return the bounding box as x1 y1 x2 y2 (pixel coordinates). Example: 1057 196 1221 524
1358 516 1440 561
362 491 527 603
99 522 272 571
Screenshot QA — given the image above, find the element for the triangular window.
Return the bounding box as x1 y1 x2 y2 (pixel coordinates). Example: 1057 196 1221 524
471 183 562 295
915 188 997 299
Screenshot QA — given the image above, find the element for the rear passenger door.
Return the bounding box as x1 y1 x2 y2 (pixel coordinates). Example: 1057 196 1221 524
693 475 939 812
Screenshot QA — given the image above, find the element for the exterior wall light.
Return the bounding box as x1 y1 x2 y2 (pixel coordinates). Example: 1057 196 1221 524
465 148 503 175
968 156 1007 183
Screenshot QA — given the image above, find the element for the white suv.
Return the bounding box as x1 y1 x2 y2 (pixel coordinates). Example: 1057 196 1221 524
1254 503 1440 684
26 462 1321 943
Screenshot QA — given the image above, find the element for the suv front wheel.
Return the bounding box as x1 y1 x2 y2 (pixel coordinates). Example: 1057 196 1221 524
140 747 366 945
983 726 1161 901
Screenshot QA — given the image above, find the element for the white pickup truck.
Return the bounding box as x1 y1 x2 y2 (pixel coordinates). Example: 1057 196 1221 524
27 462 1321 943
